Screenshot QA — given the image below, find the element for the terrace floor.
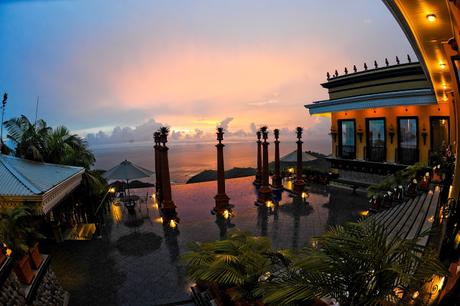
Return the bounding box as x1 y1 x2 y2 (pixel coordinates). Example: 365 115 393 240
42 176 368 306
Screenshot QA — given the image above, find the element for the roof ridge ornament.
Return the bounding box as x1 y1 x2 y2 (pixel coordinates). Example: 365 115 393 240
407 54 412 63
374 60 378 69
385 58 389 67
364 62 368 70
396 56 400 64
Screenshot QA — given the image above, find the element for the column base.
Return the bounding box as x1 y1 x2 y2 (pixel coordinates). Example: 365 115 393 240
161 206 178 220
214 194 231 213
293 180 306 193
256 186 272 205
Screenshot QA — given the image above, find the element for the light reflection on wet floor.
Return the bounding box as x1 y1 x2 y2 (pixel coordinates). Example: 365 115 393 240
47 176 368 306
104 176 368 305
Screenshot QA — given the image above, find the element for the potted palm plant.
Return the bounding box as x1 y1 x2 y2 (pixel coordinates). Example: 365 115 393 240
181 229 285 304
0 206 41 285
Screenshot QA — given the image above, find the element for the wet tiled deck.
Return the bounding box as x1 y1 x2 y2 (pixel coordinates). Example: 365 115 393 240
43 176 368 306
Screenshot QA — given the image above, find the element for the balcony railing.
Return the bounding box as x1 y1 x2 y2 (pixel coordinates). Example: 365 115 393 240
367 146 386 162
396 147 419 165
340 145 356 159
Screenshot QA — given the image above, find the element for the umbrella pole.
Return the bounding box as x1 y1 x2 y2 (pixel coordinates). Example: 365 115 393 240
126 179 131 197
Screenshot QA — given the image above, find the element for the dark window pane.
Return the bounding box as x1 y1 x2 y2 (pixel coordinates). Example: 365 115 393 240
431 118 449 152
340 120 355 159
398 118 418 164
367 119 385 162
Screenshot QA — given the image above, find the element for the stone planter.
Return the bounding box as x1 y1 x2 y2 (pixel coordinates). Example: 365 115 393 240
29 242 43 269
13 254 35 285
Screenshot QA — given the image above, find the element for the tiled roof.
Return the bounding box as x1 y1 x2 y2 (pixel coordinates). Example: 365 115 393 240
0 154 84 197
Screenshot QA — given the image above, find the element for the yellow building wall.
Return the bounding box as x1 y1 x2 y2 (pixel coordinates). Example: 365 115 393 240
330 102 453 165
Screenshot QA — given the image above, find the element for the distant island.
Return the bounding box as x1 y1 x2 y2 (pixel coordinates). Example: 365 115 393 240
186 167 256 184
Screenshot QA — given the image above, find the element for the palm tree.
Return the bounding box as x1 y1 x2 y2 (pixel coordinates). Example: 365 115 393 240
260 219 448 306
4 115 50 161
4 116 95 168
45 125 95 169
181 229 283 300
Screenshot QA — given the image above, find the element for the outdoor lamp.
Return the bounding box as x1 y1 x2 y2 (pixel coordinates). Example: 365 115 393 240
329 128 337 142
421 127 428 146
388 126 395 144
357 127 363 143
426 14 436 22
265 200 274 208
301 192 309 201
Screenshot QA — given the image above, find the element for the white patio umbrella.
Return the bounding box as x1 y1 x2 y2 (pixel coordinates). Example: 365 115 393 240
102 160 154 196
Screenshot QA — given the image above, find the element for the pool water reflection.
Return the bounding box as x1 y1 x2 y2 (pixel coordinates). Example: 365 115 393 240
49 176 368 306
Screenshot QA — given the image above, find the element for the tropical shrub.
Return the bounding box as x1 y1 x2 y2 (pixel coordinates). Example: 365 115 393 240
181 229 287 300
0 206 42 258
259 219 447 306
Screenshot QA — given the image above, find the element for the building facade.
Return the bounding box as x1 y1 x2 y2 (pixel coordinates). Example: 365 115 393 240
306 61 454 174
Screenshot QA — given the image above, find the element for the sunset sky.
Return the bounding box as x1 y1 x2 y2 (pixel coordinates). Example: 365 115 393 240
0 0 415 144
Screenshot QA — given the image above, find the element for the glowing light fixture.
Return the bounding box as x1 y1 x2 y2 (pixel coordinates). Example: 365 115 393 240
223 209 230 219
169 219 177 228
265 201 274 208
301 192 309 200
155 216 164 224
440 62 446 69
443 92 448 102
426 14 436 22
288 168 295 174
412 291 419 299
108 187 116 193
359 210 369 217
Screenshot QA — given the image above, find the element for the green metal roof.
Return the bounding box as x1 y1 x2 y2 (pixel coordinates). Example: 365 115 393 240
0 154 84 197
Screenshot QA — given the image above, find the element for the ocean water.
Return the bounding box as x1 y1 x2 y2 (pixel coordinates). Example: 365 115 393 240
91 139 329 184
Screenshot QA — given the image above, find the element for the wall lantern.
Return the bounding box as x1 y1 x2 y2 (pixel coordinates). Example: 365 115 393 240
329 128 337 142
426 14 436 22
357 127 364 143
388 126 395 144
421 126 428 146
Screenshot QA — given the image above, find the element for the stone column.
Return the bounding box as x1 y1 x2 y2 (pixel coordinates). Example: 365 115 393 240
272 129 283 190
257 127 272 204
214 127 230 213
294 127 305 193
153 131 162 203
254 131 262 186
159 127 177 219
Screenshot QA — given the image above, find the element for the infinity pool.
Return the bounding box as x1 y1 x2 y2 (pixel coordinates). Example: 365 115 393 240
44 176 368 306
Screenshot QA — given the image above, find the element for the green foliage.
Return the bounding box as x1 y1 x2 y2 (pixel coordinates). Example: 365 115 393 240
181 229 284 300
3 115 95 169
259 219 448 306
367 163 428 198
4 115 50 161
0 206 43 258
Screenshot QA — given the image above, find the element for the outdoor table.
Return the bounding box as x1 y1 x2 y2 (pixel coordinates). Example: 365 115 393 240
121 195 140 214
